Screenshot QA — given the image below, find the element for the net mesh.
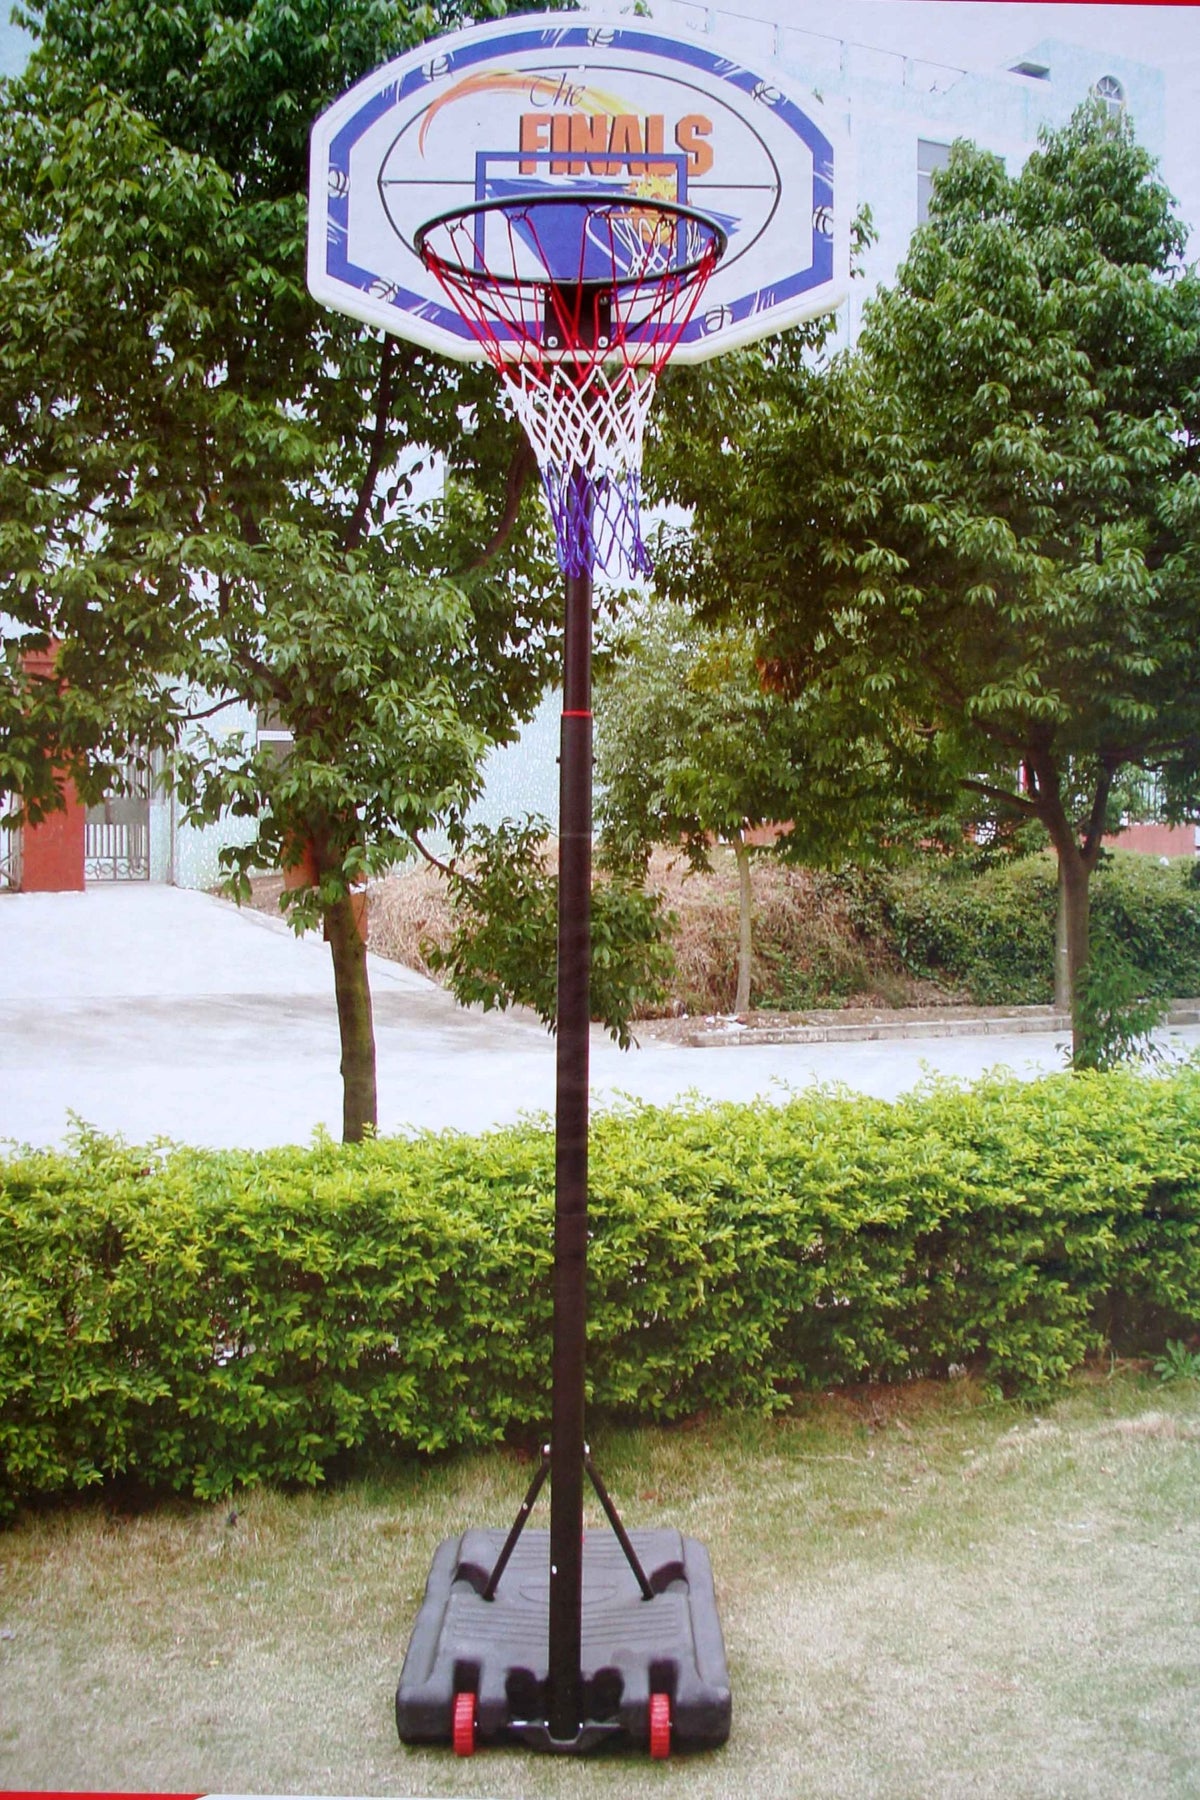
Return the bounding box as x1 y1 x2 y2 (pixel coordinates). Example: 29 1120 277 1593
418 196 723 577
505 361 658 576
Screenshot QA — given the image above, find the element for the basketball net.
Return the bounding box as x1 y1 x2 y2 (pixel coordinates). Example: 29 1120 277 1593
417 195 724 577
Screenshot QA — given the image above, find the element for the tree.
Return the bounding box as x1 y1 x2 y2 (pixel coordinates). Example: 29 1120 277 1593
593 597 916 1014
651 103 1200 1061
419 815 675 1048
0 0 561 1138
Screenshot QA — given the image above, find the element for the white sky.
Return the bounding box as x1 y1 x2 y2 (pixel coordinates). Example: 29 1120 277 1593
2 3 1198 238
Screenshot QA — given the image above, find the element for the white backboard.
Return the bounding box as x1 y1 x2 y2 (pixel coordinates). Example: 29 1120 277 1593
308 12 851 362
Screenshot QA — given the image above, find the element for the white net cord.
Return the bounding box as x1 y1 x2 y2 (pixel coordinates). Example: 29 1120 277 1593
503 362 660 578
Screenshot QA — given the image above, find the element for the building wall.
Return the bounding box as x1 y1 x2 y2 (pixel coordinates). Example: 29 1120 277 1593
783 29 1164 339
465 688 563 832
171 808 261 892
167 701 261 890
1107 822 1199 860
18 784 86 891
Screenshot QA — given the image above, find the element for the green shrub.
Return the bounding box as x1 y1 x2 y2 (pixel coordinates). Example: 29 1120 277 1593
425 819 675 1048
879 856 1058 1003
1073 946 1169 1071
873 851 1200 1006
4 1067 1200 1512
1090 854 1200 998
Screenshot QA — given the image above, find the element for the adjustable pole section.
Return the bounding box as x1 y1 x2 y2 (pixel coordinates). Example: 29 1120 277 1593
547 560 592 1741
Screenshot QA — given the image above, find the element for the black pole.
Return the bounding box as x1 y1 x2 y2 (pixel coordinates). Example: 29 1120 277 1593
547 557 592 1742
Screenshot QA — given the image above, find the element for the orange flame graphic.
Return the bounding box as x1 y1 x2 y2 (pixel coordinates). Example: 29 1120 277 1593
417 70 632 155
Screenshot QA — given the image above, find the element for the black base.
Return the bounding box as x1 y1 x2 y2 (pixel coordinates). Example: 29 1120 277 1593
395 1526 731 1755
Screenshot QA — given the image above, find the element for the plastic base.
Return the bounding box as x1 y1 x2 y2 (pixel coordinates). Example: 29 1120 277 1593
395 1526 731 1756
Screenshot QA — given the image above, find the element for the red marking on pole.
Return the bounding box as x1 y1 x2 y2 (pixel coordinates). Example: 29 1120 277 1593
561 709 592 718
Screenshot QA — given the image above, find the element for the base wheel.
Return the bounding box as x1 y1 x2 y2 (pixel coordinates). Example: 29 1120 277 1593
452 1690 476 1756
649 1691 671 1759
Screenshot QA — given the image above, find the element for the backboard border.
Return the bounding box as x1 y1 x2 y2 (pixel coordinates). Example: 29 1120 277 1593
308 14 850 363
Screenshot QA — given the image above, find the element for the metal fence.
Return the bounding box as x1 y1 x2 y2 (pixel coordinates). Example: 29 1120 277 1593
85 756 151 881
0 820 21 890
84 812 150 881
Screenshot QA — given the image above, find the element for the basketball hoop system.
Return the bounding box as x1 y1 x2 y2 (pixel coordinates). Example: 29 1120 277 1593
415 192 727 577
311 13 848 1756
412 187 729 1752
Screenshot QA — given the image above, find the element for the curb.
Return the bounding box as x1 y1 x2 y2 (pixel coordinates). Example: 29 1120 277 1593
670 1001 1200 1049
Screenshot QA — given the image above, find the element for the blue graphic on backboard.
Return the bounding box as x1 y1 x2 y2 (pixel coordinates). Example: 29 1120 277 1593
466 151 737 284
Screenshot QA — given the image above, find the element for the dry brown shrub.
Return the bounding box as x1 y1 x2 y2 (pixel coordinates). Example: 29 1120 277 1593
643 845 921 1016
363 843 941 1016
242 872 289 920
1100 1412 1200 1441
367 860 455 977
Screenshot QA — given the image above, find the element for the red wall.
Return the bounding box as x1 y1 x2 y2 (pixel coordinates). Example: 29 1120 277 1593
1106 822 1198 859
19 783 86 891
16 644 87 891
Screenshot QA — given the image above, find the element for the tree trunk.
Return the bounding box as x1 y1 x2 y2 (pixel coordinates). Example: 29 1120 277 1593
733 834 753 1015
1054 865 1072 1013
1058 845 1092 1056
325 891 377 1142
1027 746 1110 1065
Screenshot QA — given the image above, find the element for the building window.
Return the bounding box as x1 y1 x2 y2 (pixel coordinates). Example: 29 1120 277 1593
1093 74 1125 119
256 705 293 765
917 139 952 224
1009 60 1050 81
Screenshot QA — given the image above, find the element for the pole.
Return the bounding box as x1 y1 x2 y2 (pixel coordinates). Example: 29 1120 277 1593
547 557 592 1741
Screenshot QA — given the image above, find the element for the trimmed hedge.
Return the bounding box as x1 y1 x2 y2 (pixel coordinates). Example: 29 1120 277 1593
869 851 1200 1005
880 856 1058 1003
4 1067 1200 1511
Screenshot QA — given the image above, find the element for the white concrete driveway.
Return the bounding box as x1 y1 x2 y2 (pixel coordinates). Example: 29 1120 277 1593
2 886 1197 1150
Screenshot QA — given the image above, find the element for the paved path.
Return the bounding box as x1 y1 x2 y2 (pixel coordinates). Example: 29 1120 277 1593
3 886 1197 1150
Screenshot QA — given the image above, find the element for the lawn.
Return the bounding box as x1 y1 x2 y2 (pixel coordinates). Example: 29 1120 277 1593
1 1369 1198 1799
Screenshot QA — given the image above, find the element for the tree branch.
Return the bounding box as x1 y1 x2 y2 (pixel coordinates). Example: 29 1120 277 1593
343 336 396 554
1025 743 1081 868
1100 733 1200 767
958 776 1040 818
460 437 538 576
230 641 291 707
184 692 241 724
410 830 484 898
1081 759 1116 869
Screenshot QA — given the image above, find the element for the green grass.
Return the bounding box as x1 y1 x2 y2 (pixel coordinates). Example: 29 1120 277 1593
2 1370 1199 1798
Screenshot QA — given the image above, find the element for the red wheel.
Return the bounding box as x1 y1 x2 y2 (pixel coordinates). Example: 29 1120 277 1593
452 1690 476 1756
649 1691 671 1760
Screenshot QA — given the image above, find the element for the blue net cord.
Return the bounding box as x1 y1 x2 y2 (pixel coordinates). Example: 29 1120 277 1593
539 462 652 579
